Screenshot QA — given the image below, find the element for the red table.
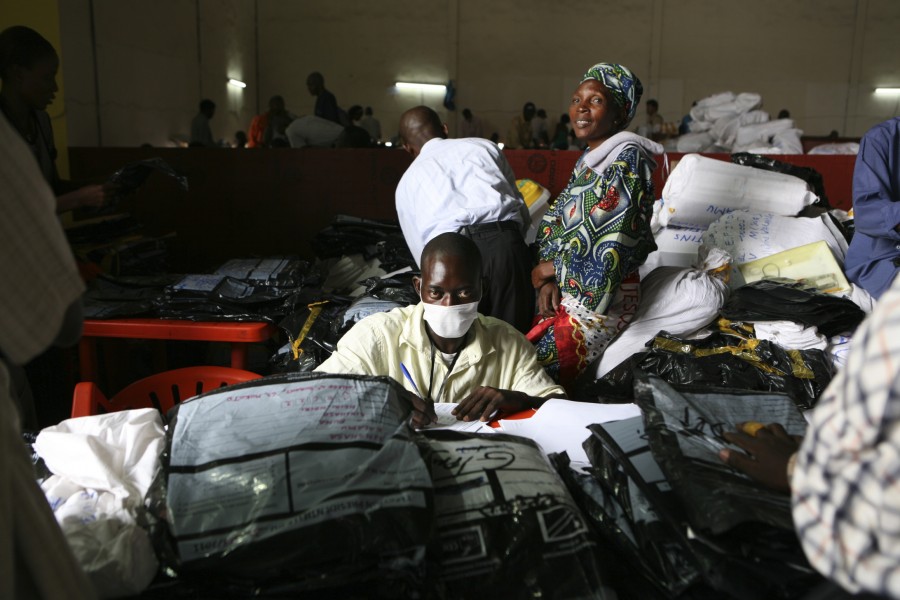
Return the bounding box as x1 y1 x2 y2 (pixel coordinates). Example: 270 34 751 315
78 318 278 382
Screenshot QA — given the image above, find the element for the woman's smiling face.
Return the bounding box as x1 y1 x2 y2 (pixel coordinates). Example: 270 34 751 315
568 79 623 150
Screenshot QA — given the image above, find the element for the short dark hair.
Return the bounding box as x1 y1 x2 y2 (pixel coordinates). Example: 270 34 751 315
200 99 216 112
647 99 659 109
421 232 482 280
0 26 56 80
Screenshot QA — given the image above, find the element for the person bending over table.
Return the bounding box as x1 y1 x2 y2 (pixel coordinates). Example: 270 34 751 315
316 232 566 423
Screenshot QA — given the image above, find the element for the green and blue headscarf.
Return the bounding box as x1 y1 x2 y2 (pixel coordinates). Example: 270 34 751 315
581 63 643 128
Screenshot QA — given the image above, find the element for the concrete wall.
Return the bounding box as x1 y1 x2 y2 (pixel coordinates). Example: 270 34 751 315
54 0 900 147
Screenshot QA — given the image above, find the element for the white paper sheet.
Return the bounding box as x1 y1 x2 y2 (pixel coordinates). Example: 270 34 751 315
419 403 495 433
495 399 642 465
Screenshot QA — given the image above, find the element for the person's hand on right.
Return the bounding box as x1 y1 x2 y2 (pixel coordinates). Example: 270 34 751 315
536 281 561 318
719 422 802 493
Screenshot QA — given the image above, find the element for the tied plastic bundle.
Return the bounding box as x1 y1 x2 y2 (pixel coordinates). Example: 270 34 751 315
417 430 611 599
660 154 819 229
153 373 434 597
594 247 731 379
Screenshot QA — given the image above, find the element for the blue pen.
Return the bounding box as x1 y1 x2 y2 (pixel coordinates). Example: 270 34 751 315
399 363 422 397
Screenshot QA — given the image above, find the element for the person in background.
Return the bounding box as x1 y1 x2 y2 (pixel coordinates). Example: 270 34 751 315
777 108 791 120
459 107 486 139
637 98 663 141
306 71 341 125
189 98 216 147
395 105 535 333
0 102 94 599
248 97 299 148
531 108 550 148
285 114 344 148
679 100 697 135
358 106 382 143
334 104 374 148
506 101 536 149
719 274 900 600
844 117 900 300
316 233 565 422
530 63 661 388
0 25 117 213
233 130 248 148
550 113 571 150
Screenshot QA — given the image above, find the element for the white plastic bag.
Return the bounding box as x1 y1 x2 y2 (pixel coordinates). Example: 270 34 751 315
595 248 731 378
660 154 818 229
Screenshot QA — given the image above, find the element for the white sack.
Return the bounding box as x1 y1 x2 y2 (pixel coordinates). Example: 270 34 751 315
688 119 713 133
595 247 730 378
771 128 804 154
34 409 165 598
808 142 860 155
734 118 794 149
754 321 827 350
640 225 705 279
701 210 848 266
659 154 818 229
676 131 715 153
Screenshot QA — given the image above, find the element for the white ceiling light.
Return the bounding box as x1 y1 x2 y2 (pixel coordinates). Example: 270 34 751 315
228 78 247 89
395 81 446 93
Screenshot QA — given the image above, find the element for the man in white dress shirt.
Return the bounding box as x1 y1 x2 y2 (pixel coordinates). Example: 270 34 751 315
395 105 534 333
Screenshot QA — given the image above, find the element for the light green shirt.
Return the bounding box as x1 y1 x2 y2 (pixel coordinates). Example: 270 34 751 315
316 303 565 402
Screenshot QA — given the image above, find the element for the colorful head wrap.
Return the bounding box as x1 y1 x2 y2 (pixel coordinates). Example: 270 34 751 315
581 63 643 127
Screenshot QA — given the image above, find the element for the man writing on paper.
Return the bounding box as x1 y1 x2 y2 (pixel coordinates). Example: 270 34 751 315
316 233 565 422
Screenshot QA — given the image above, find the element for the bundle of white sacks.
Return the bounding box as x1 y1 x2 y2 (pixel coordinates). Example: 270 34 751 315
675 91 803 154
592 153 871 379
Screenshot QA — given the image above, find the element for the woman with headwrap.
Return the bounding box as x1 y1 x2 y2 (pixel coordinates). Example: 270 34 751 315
528 63 663 388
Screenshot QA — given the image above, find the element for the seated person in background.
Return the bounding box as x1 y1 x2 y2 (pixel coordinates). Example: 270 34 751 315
844 117 900 299
0 25 117 212
719 273 900 599
316 233 566 422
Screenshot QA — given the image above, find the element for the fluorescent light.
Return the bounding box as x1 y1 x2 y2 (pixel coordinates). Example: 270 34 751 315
228 78 247 89
395 81 447 93
874 87 900 95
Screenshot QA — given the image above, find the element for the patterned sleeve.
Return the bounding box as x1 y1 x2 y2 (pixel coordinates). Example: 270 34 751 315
537 144 657 313
791 281 900 596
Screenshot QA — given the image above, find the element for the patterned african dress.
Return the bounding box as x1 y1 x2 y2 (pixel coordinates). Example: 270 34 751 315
528 135 658 387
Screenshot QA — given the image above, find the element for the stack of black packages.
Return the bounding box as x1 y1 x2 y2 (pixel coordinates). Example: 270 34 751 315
584 280 865 411
557 373 823 599
156 257 312 323
311 214 417 273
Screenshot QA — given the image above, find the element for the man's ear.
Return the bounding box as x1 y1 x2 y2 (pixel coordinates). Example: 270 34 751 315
441 123 450 138
413 276 422 297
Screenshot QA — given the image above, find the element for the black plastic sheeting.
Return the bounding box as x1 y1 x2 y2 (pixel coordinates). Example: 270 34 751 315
583 323 834 411
721 280 865 338
311 214 416 272
558 376 822 599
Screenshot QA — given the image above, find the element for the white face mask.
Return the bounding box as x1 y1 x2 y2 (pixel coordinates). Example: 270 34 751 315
421 301 479 339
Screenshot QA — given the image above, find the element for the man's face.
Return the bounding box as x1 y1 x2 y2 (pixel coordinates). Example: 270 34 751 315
414 254 482 307
17 54 59 111
523 104 536 121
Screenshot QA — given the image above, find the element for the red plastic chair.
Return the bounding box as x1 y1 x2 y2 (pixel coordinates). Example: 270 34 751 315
71 366 262 420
